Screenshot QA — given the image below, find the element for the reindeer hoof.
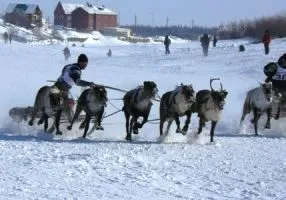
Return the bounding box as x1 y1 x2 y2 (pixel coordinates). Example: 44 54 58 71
67 126 72 131
265 124 271 129
96 125 104 130
28 120 33 126
250 119 255 124
137 123 143 128
125 135 132 141
56 131 62 135
133 128 138 134
274 115 280 120
37 118 44 125
182 131 187 135
79 122 85 130
176 128 182 133
47 126 55 133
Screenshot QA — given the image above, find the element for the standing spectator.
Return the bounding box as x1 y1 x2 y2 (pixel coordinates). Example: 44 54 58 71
8 33 13 44
164 35 171 54
200 33 210 56
262 30 271 55
213 35 218 47
107 49 112 57
3 32 8 44
63 47 71 61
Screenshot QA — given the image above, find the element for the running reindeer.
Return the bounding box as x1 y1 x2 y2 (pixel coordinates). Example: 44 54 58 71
123 81 158 141
240 81 276 136
28 86 74 135
67 85 108 138
192 78 228 142
159 84 196 136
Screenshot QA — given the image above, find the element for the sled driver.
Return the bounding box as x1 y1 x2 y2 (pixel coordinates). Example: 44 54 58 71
52 54 104 130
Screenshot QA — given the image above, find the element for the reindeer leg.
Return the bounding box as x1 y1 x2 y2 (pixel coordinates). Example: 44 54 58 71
159 117 165 136
55 110 63 135
166 118 173 134
174 115 181 133
83 115 91 138
182 111 191 135
47 120 55 134
132 117 139 134
275 104 281 120
138 106 151 129
124 111 131 140
265 107 272 129
96 106 104 130
37 108 46 125
210 121 217 143
43 114 49 132
198 117 204 134
253 107 261 136
79 118 86 130
67 105 83 131
28 107 39 126
126 117 135 141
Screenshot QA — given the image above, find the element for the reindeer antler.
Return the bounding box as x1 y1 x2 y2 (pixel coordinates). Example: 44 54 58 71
210 78 220 91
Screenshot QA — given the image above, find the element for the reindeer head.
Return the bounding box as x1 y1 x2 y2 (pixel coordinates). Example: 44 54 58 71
210 78 228 110
143 81 158 98
92 86 108 106
260 81 273 102
181 84 196 103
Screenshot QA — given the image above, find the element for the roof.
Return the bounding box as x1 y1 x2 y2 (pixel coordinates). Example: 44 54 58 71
61 3 82 14
60 2 116 15
6 3 39 14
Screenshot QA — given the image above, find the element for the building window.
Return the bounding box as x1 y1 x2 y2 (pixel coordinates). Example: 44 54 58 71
33 15 39 20
67 15 71 20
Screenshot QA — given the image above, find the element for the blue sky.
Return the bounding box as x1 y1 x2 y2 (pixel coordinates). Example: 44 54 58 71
1 0 285 27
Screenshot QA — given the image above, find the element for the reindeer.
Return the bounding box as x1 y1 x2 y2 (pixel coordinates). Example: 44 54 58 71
67 86 108 138
240 81 275 136
28 86 72 135
192 78 228 142
159 84 196 136
9 106 34 123
123 81 158 141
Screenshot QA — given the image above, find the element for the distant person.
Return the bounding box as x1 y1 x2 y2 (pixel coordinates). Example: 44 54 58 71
200 33 210 56
262 30 271 55
164 35 171 54
239 45 245 52
107 49 112 57
3 32 8 44
8 33 12 44
63 47 71 61
213 35 218 47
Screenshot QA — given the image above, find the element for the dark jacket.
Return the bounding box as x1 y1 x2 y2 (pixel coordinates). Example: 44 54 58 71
262 32 271 45
200 34 210 48
264 62 286 91
164 36 171 46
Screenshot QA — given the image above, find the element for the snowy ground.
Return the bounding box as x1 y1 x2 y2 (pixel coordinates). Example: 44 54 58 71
0 37 286 199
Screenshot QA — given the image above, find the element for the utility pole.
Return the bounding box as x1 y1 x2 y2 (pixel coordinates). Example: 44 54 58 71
166 16 169 27
135 14 137 26
192 19 195 28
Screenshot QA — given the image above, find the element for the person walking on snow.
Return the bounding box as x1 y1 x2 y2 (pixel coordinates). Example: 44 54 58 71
262 30 271 55
164 35 171 54
63 47 71 61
